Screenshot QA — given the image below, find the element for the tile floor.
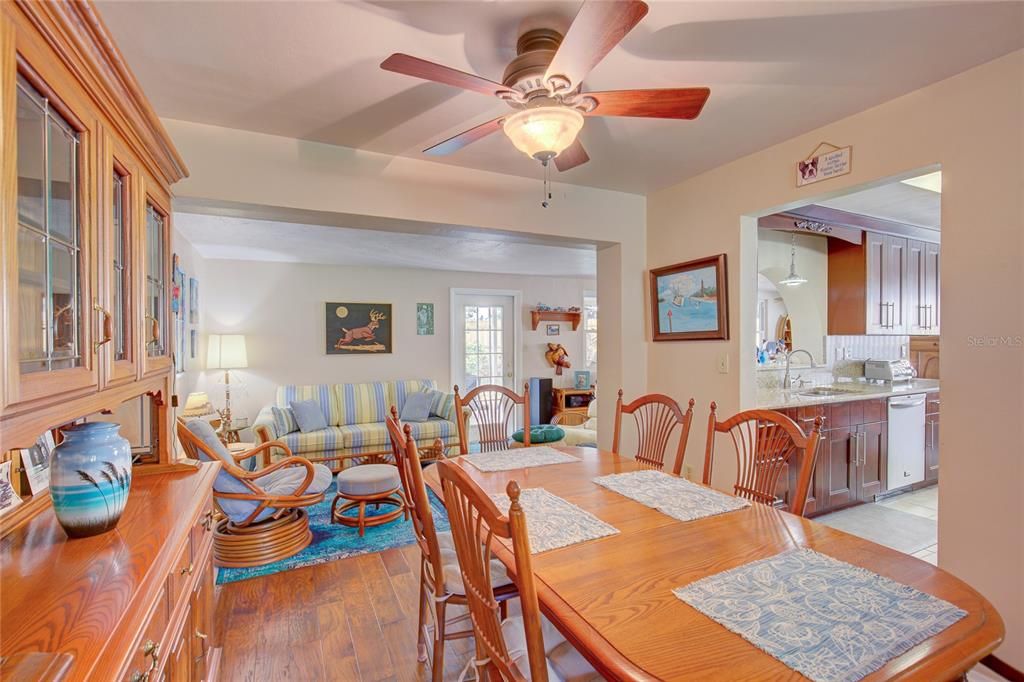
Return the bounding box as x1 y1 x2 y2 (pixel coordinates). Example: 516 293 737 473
876 485 938 564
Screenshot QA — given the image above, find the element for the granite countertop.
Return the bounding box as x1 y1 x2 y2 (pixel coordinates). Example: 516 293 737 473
757 379 940 410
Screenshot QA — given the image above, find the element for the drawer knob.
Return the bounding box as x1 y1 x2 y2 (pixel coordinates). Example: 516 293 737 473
180 562 194 576
130 640 160 681
201 509 215 532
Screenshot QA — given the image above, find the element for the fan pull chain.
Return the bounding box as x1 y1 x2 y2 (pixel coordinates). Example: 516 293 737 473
541 160 553 208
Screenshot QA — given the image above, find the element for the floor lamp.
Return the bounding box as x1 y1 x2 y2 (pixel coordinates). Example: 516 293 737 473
206 334 247 432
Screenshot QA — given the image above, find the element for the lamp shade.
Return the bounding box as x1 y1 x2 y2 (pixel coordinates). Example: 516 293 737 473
181 392 215 417
502 106 584 161
207 334 248 369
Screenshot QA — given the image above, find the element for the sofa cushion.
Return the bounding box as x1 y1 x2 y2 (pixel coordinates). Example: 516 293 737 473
405 418 456 444
335 382 393 426
271 406 299 435
337 463 401 496
277 384 341 426
392 378 437 413
426 388 455 421
400 391 433 422
280 427 348 455
291 399 329 433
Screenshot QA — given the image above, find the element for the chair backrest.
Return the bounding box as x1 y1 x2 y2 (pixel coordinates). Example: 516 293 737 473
454 383 531 455
436 459 547 682
703 403 822 517
551 411 588 427
385 408 446 596
612 390 695 475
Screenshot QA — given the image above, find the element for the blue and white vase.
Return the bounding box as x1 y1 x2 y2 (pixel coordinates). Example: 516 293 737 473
50 422 132 538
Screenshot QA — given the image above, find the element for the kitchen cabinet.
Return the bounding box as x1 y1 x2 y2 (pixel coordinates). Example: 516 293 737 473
828 231 939 336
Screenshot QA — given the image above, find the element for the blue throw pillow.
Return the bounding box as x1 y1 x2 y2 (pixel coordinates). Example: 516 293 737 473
400 391 433 423
290 399 328 433
271 406 299 435
426 388 449 418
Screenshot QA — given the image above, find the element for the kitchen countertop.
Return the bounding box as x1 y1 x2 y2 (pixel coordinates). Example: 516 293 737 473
757 379 940 410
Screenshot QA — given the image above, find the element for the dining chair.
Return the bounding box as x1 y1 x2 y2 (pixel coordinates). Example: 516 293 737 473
703 403 823 516
176 417 333 567
612 390 695 475
386 409 517 681
454 383 531 454
436 459 600 682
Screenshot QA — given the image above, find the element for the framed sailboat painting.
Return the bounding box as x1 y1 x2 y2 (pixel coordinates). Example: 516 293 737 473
650 254 729 341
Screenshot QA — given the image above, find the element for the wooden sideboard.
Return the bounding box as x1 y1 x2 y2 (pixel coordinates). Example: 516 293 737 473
0 463 222 681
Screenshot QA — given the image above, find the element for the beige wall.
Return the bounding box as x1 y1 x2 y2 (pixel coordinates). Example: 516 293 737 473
757 230 829 362
163 118 645 450
648 51 1024 665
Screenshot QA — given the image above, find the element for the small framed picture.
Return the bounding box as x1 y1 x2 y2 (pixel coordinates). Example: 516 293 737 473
21 431 55 495
573 370 591 390
0 461 22 517
546 324 560 336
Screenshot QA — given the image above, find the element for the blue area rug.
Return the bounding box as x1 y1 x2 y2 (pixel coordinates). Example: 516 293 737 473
216 480 450 585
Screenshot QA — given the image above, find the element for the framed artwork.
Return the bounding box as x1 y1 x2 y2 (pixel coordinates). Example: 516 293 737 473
573 370 591 390
189 277 199 324
326 303 392 354
0 461 22 517
171 255 184 318
190 329 197 359
546 324 560 336
650 254 729 341
416 303 434 336
21 431 55 495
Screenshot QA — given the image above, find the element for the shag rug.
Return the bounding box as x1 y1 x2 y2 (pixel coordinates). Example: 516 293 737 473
216 481 450 585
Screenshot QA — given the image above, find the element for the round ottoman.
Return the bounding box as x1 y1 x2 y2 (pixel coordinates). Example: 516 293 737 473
330 464 405 537
510 424 566 448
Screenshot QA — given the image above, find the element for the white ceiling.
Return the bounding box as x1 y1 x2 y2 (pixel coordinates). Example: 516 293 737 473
175 213 597 277
816 179 941 229
97 1 1024 194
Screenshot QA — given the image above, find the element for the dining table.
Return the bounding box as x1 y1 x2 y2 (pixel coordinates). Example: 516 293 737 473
422 446 1004 681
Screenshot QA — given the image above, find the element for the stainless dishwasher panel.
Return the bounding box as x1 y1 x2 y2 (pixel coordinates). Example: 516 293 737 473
887 394 927 488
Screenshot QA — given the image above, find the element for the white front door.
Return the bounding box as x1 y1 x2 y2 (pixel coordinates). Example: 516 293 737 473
452 291 516 391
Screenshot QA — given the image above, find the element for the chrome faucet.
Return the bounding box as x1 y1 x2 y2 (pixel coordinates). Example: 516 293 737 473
784 349 816 389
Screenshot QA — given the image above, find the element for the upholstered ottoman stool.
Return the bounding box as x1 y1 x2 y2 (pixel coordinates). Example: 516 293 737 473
330 464 405 537
509 424 566 448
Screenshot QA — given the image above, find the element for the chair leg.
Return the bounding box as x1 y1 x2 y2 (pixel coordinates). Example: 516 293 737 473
417 562 429 663
499 599 508 620
432 599 447 682
358 501 366 537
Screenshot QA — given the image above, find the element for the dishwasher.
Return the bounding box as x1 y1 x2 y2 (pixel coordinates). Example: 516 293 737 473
887 394 927 488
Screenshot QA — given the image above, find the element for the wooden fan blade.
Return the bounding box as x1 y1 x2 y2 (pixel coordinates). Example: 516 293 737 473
554 138 589 172
381 53 512 97
585 87 711 119
544 0 649 90
424 116 505 156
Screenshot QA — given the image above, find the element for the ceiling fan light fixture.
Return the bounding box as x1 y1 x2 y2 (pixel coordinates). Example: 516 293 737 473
502 106 584 162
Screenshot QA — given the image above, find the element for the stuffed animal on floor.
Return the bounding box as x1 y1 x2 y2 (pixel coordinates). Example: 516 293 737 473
545 343 571 375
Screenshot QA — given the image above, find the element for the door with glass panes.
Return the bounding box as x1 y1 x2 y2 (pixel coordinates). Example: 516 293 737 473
452 292 516 392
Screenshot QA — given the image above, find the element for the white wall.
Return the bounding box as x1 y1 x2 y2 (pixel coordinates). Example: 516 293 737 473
170 229 207 414
648 51 1024 666
191 257 595 424
757 230 829 362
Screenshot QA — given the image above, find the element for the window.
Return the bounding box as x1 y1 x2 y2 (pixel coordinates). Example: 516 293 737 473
464 305 505 388
16 74 82 374
112 170 129 361
583 293 597 371
145 203 167 357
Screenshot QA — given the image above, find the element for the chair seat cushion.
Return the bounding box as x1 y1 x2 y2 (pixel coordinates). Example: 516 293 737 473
220 461 333 526
512 424 565 444
440 546 512 595
336 464 401 496
501 616 600 681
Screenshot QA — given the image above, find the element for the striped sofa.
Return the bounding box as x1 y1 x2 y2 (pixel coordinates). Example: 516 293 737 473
253 379 460 468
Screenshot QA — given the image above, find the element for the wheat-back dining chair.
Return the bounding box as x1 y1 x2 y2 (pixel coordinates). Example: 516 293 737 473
454 383 530 454
703 403 823 516
612 390 695 475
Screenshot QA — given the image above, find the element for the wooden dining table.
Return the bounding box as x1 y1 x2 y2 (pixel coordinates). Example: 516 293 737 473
422 446 1004 681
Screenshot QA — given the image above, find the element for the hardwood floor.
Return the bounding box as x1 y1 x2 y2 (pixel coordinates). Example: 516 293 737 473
215 543 474 681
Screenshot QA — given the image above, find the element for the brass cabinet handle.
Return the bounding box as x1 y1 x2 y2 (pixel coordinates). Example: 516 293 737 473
201 509 214 532
94 303 113 351
193 628 209 663
129 640 160 681
179 562 194 576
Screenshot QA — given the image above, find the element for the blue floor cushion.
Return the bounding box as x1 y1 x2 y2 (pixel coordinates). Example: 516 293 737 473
512 424 565 444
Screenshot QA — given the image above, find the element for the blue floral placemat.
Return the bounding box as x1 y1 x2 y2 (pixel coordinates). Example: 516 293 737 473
673 548 967 682
593 469 749 522
490 488 618 553
463 446 580 472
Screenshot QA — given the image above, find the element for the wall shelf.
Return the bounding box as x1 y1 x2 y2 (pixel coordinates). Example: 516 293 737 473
531 310 581 331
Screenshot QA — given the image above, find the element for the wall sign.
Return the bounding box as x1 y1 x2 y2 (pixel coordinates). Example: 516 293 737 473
796 142 852 187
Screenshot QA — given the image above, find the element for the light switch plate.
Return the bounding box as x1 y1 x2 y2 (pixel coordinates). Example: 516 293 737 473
717 354 730 374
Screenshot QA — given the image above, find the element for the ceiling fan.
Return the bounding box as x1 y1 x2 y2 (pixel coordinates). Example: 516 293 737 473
380 0 710 176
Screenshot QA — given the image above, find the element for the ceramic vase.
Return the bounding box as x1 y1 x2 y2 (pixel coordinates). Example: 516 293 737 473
49 422 132 538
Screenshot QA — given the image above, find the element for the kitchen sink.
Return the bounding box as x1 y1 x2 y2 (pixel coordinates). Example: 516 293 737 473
796 386 861 397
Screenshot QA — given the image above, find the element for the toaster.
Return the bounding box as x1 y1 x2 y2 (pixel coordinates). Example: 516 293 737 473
864 359 916 382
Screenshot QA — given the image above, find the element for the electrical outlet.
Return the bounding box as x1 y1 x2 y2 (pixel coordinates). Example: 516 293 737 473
717 354 730 374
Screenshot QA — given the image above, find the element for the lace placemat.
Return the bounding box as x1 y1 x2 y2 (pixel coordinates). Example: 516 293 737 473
673 548 967 682
489 488 619 553
593 469 749 522
463 446 580 472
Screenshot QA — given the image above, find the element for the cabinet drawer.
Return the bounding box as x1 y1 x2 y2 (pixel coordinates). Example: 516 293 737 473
120 584 169 681
190 495 216 561
796 405 828 430
861 399 886 423
167 540 193 609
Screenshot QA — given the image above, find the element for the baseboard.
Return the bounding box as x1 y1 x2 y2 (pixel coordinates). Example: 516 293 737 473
982 654 1024 682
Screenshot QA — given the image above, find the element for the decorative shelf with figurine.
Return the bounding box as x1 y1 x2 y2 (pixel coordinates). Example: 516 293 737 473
531 306 582 331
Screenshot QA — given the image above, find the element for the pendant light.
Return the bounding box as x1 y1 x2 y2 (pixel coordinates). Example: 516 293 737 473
779 233 807 286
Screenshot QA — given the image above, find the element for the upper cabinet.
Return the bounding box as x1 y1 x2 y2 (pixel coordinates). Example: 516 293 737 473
1 1 187 456
828 231 939 336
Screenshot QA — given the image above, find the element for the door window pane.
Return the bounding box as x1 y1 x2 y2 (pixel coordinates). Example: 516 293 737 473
16 74 82 374
146 204 166 356
112 171 129 361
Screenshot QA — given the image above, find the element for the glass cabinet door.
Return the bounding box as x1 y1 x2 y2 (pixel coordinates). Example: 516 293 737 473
145 201 168 359
16 74 83 375
112 170 129 362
